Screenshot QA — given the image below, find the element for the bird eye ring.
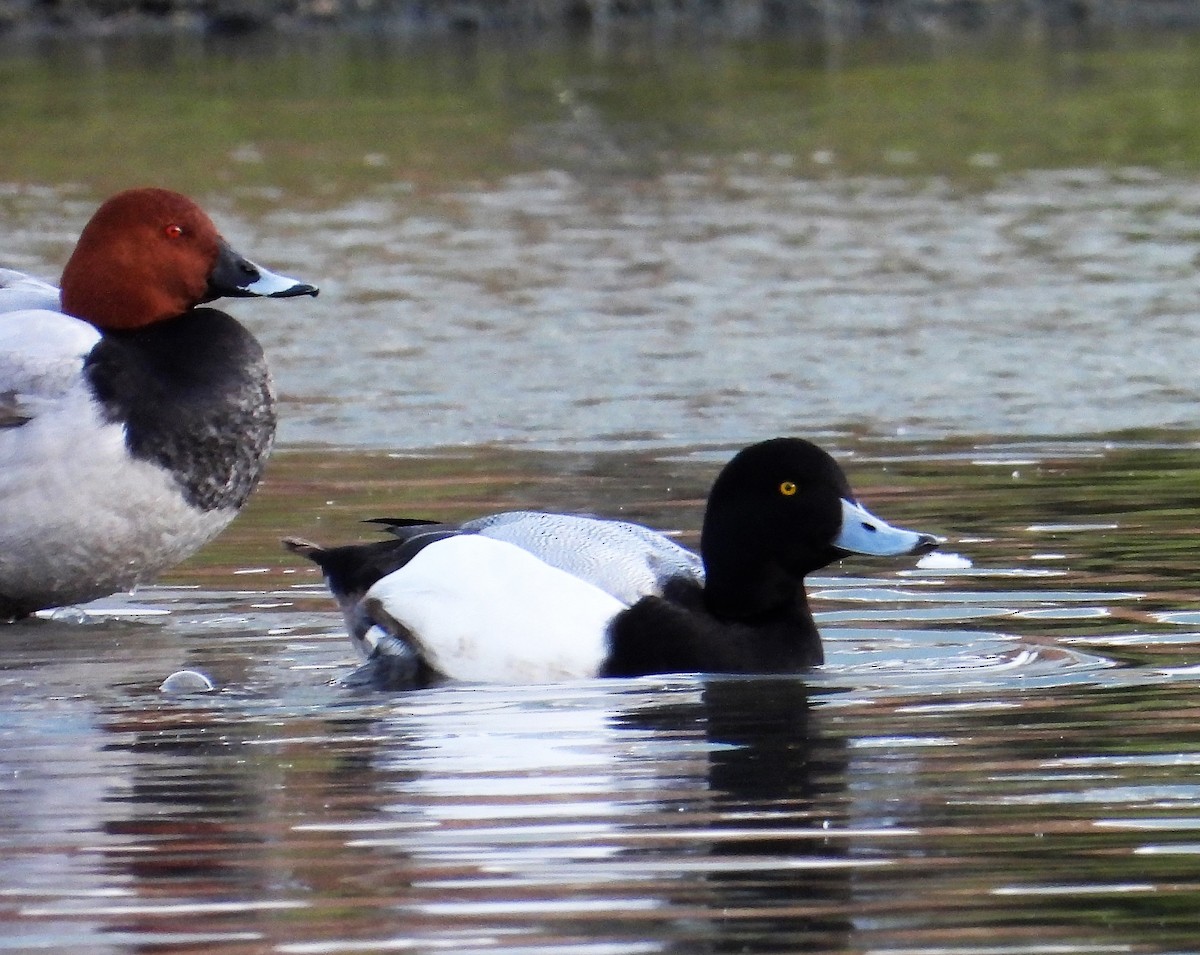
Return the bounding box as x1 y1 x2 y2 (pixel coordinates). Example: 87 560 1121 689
779 481 797 496
163 224 184 239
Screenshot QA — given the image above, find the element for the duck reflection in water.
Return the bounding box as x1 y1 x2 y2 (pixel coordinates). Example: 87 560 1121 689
619 677 853 952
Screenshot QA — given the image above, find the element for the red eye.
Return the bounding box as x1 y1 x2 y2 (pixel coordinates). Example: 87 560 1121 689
163 224 184 239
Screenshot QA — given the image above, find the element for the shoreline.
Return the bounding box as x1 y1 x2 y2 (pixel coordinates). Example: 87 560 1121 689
3 0 1200 44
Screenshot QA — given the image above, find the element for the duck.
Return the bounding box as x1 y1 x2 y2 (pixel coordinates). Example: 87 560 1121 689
285 437 941 686
0 187 318 620
366 509 707 606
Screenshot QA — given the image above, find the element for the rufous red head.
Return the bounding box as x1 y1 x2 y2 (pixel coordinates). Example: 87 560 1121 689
60 188 318 331
60 188 226 331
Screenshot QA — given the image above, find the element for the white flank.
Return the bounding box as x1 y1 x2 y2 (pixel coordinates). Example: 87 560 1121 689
364 535 628 683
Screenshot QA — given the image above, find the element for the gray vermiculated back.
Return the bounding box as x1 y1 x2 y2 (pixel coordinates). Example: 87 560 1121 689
462 510 704 606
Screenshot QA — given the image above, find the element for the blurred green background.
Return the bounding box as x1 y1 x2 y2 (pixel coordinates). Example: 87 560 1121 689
4 2 1200 205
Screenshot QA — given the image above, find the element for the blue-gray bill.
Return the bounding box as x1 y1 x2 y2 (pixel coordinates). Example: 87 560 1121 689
834 499 941 557
240 259 319 298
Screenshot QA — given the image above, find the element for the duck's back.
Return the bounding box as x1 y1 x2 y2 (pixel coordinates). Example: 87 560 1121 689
0 307 100 417
463 510 704 605
0 269 60 316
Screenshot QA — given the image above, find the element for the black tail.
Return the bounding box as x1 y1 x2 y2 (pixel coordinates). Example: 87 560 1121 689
282 531 460 597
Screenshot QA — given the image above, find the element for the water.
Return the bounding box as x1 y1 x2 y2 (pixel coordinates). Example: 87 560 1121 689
4 439 1200 953
8 166 1200 450
5 27 1200 955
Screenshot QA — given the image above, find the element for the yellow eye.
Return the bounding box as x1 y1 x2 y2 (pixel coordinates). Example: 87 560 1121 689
779 481 797 496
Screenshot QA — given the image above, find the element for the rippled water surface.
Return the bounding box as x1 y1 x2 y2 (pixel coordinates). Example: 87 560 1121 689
7 25 1200 955
4 439 1200 954
8 166 1200 450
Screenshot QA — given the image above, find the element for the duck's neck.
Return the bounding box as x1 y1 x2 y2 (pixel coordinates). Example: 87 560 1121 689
702 553 797 620
702 549 820 648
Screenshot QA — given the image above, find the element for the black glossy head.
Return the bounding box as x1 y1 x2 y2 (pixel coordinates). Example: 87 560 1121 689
700 438 851 583
697 437 936 620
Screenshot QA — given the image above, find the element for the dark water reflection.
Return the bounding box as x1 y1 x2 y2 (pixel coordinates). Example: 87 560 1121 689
3 439 1200 952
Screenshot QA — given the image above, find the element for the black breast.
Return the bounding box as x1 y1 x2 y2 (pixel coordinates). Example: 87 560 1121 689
602 580 824 677
83 307 276 512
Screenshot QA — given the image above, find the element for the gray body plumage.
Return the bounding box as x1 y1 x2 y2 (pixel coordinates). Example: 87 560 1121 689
0 268 60 315
461 510 705 606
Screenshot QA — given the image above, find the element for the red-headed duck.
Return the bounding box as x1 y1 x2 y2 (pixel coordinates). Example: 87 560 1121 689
0 187 317 620
285 438 941 687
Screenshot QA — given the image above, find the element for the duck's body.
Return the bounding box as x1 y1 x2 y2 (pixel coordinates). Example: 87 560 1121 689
0 268 60 315
0 305 273 618
371 509 705 605
288 438 941 686
364 534 626 683
0 189 317 619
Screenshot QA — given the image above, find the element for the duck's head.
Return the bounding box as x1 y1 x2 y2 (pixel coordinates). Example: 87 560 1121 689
60 187 317 331
700 437 940 590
